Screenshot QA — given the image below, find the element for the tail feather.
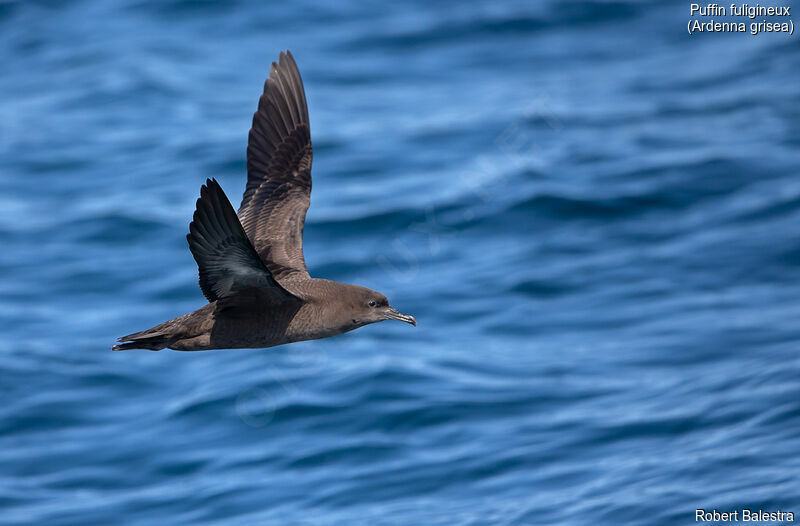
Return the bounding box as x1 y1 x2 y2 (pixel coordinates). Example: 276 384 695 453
113 307 207 351
112 328 174 351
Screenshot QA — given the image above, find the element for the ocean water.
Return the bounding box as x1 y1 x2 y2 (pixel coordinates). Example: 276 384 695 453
2 0 800 524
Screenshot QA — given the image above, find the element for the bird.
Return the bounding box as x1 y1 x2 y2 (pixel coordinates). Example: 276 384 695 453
112 50 416 351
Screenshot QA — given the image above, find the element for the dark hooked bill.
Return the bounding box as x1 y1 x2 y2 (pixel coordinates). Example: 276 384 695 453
385 307 417 326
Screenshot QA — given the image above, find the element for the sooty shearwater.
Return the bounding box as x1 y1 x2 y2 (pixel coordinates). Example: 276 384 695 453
112 50 416 351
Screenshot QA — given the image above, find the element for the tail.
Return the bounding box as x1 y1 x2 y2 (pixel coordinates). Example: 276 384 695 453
112 326 176 351
113 306 211 351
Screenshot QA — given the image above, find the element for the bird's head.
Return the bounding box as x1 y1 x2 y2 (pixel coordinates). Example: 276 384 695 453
338 285 416 329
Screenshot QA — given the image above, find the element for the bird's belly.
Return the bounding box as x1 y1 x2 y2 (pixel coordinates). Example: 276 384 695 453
204 306 296 349
282 314 355 343
203 301 349 349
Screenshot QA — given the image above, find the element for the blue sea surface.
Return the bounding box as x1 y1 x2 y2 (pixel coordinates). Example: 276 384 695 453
2 1 800 524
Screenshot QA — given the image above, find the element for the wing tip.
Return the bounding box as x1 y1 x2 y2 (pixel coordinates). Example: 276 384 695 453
201 177 219 192
198 178 226 210
279 49 294 67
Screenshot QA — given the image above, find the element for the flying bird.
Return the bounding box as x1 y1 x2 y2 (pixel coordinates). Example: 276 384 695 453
113 50 416 351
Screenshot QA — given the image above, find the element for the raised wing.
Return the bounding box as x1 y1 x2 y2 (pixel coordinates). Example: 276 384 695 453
187 178 293 303
240 50 312 287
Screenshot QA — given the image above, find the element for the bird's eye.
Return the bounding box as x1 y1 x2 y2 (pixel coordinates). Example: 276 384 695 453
368 300 377 307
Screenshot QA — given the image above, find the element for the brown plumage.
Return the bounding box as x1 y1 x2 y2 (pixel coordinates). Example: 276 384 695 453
112 50 415 352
